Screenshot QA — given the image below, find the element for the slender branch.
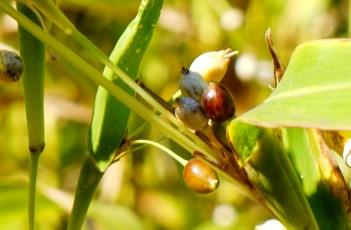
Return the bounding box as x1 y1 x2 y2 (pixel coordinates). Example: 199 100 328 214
132 139 188 166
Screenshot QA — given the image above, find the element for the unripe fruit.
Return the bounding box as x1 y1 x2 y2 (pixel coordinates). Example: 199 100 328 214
183 158 219 194
201 82 235 122
189 49 238 82
179 67 208 102
175 97 208 131
0 50 23 82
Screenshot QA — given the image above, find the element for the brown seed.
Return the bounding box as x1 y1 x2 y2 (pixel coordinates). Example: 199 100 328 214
183 158 219 193
201 82 235 122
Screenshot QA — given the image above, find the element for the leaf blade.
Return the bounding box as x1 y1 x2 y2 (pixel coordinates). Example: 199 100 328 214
238 39 351 129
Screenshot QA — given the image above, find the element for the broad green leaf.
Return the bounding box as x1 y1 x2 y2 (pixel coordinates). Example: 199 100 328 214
238 39 351 130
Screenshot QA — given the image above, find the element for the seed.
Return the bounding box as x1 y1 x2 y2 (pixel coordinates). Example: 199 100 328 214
179 67 208 102
183 158 219 194
175 96 208 131
201 82 235 122
189 49 238 82
0 50 23 82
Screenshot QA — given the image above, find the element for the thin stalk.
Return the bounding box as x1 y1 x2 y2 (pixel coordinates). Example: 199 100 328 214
67 156 104 230
28 153 39 230
132 139 188 166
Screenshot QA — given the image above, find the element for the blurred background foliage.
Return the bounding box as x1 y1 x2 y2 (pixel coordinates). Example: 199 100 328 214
0 0 349 229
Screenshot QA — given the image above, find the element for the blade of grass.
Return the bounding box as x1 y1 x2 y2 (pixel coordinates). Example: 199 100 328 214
89 0 164 170
68 1 163 229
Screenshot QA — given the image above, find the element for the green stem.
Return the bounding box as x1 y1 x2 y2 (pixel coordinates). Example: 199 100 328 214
16 3 46 230
132 139 188 166
67 156 104 230
0 2 219 160
28 153 39 230
16 3 46 153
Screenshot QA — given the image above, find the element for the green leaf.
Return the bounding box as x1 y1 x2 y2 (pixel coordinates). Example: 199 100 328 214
89 0 164 169
282 128 351 229
238 39 351 130
226 120 263 163
227 121 319 229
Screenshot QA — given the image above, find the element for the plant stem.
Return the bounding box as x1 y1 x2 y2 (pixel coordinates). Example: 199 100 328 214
132 139 188 166
16 3 46 230
17 3 46 154
67 156 104 230
28 153 39 230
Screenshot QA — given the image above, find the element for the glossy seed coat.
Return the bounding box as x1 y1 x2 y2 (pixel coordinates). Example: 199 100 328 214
183 158 219 194
201 82 235 122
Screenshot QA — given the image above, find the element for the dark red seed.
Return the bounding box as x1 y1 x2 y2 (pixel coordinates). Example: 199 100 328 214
183 158 219 194
201 82 235 122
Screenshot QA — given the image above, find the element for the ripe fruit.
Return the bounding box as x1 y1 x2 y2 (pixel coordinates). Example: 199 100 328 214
179 67 208 102
175 96 208 131
183 158 219 194
0 50 23 82
189 49 238 82
201 82 235 122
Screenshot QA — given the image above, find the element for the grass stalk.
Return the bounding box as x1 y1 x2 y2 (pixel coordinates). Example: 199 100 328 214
67 156 104 230
28 153 39 230
16 3 46 229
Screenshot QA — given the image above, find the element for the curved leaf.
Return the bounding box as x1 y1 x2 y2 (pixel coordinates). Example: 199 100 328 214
238 39 351 130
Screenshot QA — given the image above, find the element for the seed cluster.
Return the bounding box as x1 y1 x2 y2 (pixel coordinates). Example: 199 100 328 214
175 49 236 131
176 49 238 194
